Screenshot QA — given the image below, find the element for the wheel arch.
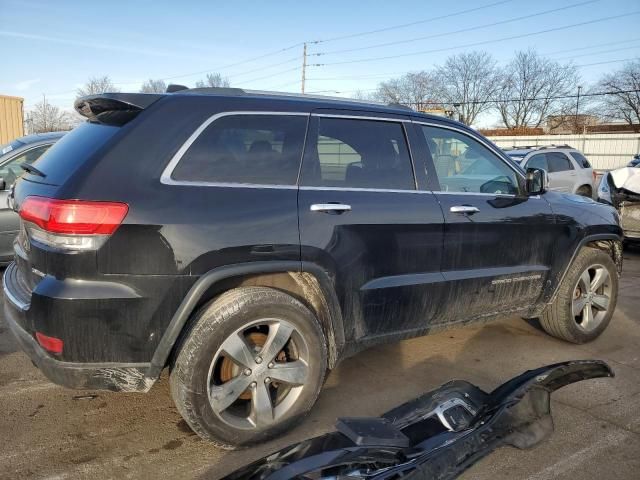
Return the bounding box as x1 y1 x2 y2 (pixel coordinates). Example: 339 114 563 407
148 261 345 379
545 233 622 307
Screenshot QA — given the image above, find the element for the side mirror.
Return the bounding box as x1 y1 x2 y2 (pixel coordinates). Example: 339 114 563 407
0 177 6 191
526 168 548 195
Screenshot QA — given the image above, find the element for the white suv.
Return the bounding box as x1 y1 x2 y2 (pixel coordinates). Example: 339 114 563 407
504 145 596 197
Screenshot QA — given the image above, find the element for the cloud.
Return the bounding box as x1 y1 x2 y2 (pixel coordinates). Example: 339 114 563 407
0 30 204 60
13 78 41 91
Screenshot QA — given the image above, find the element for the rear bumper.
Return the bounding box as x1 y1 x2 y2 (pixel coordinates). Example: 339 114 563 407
3 263 155 392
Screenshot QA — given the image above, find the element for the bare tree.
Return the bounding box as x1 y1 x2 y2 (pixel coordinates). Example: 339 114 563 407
434 51 501 126
139 79 167 93
373 71 442 111
195 73 230 88
596 60 640 128
76 75 119 98
496 50 579 129
26 97 72 133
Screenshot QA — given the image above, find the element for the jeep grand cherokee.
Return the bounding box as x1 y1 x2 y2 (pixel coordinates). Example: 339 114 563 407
3 88 623 446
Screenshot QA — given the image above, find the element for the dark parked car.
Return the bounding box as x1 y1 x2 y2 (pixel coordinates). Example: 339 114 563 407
0 132 65 263
3 89 623 446
628 154 640 167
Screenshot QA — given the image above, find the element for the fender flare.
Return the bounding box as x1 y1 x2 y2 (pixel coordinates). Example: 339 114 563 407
147 261 344 379
545 233 623 305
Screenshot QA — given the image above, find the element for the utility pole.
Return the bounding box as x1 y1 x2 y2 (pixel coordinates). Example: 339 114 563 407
575 85 582 134
301 42 307 94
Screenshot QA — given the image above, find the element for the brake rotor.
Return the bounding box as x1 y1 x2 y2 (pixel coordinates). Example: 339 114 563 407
219 331 288 400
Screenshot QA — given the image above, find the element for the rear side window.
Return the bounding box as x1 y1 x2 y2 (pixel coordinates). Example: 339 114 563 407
171 114 308 185
300 117 415 190
547 152 573 172
571 151 591 168
30 123 118 185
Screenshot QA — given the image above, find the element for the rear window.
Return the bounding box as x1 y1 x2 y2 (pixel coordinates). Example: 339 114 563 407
29 122 119 185
171 114 308 185
571 151 591 168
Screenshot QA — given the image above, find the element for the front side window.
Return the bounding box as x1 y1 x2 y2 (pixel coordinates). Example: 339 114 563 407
421 126 519 195
301 117 415 190
547 152 574 172
526 153 548 171
171 114 308 185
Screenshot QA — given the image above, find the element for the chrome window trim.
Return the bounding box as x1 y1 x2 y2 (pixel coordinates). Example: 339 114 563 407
412 120 526 181
311 113 410 122
300 186 430 194
160 111 309 187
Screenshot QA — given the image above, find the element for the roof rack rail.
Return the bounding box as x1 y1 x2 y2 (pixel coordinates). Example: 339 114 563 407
171 86 397 107
387 103 414 111
511 145 538 149
539 144 573 150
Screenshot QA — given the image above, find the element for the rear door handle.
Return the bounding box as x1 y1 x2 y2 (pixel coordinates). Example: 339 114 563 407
310 203 352 213
450 205 480 215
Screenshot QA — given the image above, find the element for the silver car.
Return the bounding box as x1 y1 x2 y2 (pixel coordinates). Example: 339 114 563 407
0 132 66 263
504 145 596 197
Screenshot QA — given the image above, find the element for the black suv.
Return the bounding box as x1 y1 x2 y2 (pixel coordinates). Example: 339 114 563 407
3 88 623 446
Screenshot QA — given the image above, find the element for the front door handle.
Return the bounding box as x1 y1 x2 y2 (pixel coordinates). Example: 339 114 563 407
450 205 480 215
310 203 352 213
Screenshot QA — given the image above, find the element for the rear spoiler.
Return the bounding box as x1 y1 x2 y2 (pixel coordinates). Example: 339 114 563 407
74 93 165 125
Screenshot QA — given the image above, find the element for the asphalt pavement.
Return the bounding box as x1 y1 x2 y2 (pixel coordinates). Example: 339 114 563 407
1 246 639 479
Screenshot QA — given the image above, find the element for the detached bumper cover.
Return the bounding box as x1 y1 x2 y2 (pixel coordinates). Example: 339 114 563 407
224 360 613 480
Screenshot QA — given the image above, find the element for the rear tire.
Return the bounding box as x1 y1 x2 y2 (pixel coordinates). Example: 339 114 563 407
540 247 617 344
170 287 327 447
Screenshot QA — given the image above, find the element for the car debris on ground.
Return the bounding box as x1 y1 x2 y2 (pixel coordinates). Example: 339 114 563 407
223 360 613 480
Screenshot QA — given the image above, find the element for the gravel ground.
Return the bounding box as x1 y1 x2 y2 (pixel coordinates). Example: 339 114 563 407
1 246 639 479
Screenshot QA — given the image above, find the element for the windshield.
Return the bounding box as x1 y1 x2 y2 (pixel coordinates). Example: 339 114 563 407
0 139 25 156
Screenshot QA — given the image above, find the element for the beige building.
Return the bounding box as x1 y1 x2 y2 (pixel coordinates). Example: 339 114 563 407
0 95 24 144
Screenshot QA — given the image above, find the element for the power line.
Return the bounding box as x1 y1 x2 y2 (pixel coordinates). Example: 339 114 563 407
575 57 639 67
399 88 640 107
312 12 640 66
310 0 517 44
554 46 640 61
544 38 640 56
312 0 598 56
158 42 304 82
224 56 299 80
234 66 301 86
304 52 639 84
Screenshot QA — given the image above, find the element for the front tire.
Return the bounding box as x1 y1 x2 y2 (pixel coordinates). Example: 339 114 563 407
576 185 592 197
540 247 618 343
170 287 327 447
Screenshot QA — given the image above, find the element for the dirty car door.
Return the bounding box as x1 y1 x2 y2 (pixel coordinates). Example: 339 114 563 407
419 123 556 321
298 111 444 340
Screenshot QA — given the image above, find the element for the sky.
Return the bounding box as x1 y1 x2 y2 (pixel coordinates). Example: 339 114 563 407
0 0 639 127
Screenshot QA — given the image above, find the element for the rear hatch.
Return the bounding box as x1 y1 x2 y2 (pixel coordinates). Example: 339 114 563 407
11 93 164 296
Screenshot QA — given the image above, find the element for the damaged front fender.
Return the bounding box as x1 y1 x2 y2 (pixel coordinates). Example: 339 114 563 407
223 360 613 480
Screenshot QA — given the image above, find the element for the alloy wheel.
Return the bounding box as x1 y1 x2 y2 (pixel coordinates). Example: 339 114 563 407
207 318 310 430
571 264 612 332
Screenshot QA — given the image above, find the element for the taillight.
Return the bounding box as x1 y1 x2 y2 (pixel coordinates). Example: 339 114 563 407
19 196 128 251
35 331 64 355
593 170 598 183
